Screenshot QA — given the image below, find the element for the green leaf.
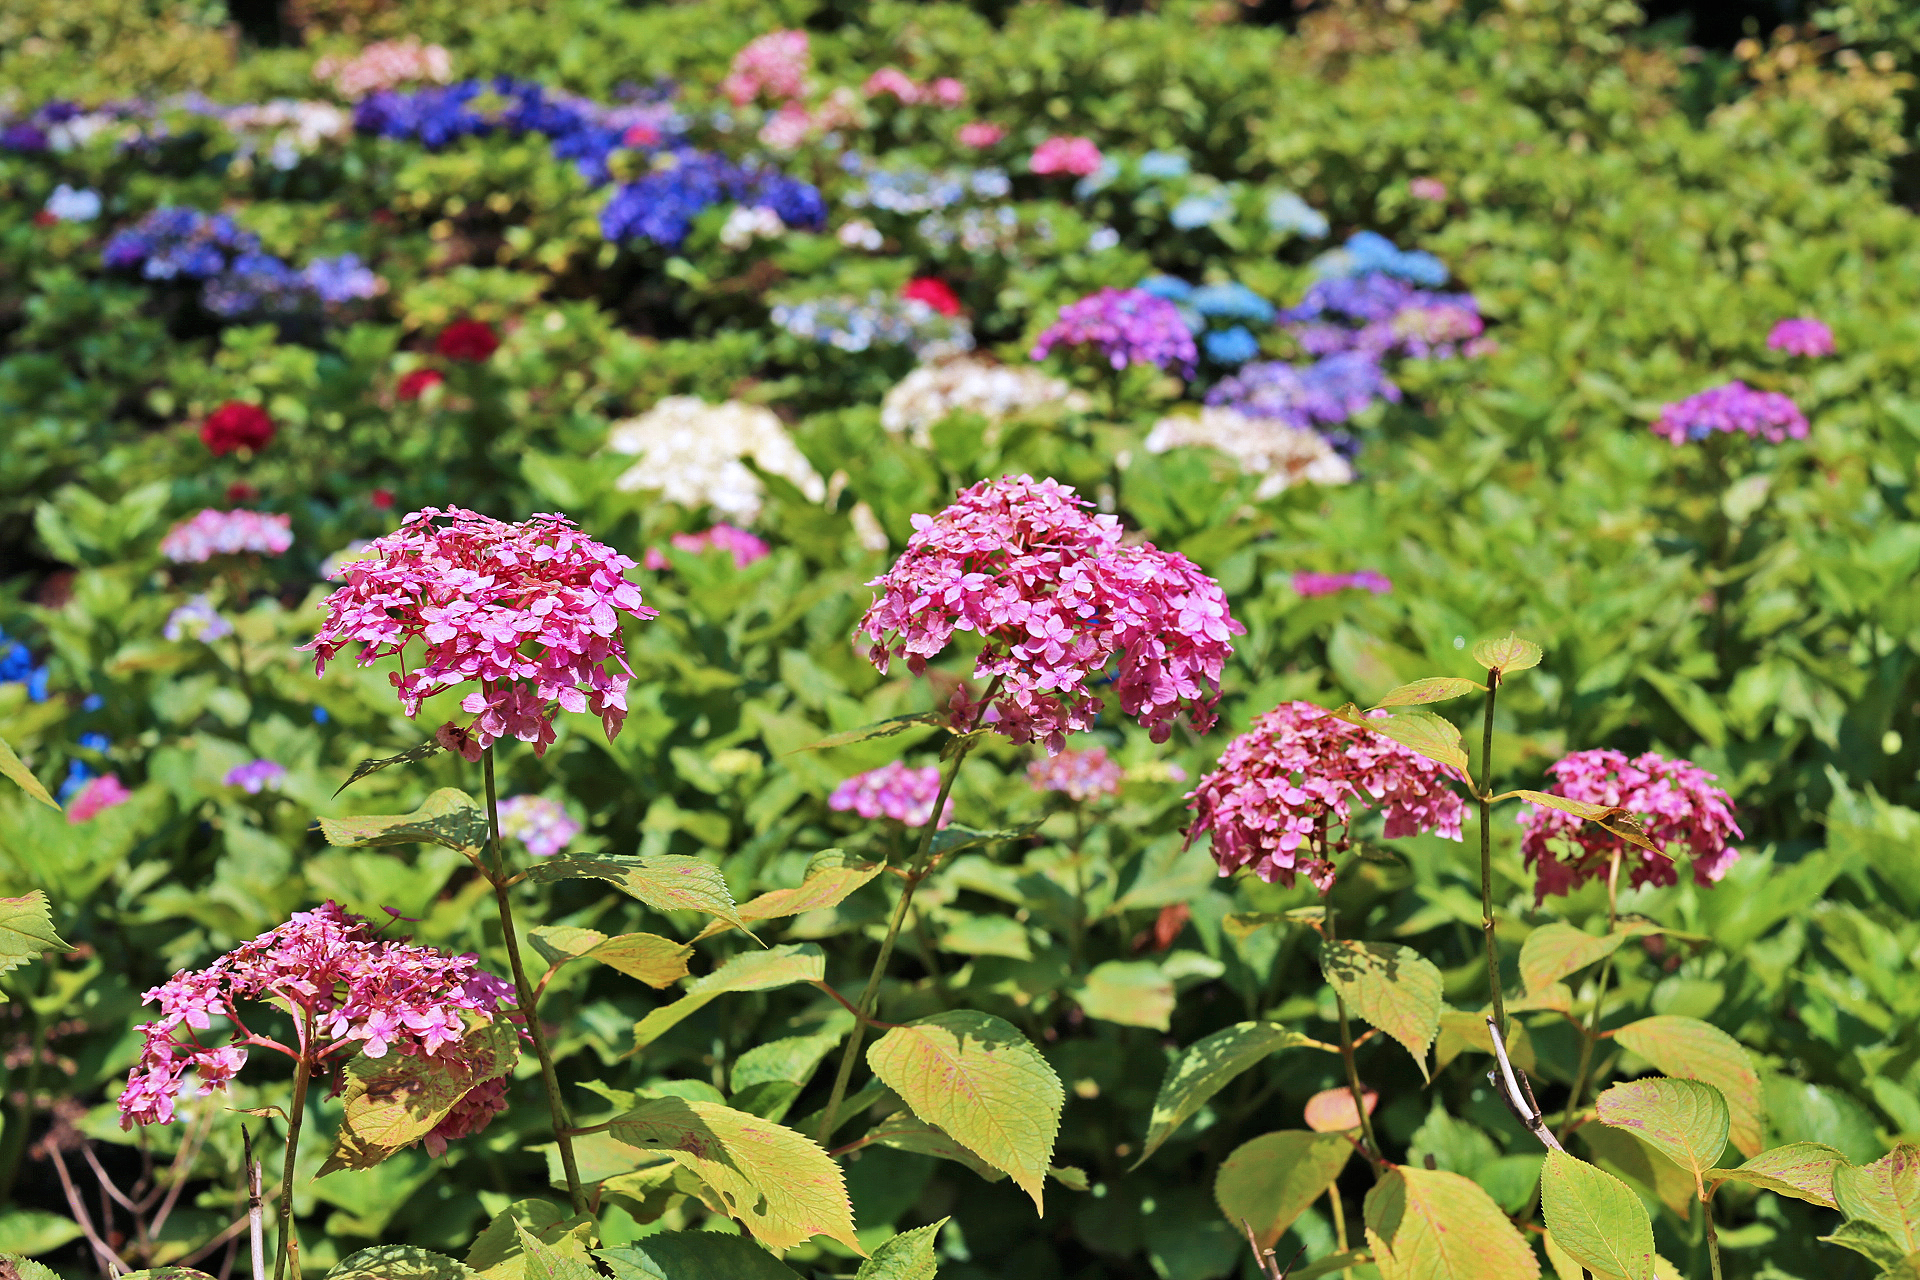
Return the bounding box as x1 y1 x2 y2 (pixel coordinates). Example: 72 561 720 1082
855 1219 947 1280
866 1010 1064 1213
333 739 445 796
928 821 1042 859
324 1021 517 1173
0 892 70 982
587 933 693 989
1818 1219 1906 1268
1372 677 1483 708
511 1221 599 1280
794 713 944 751
1881 1252 1920 1280
1329 705 1470 774
1070 959 1175 1030
1 1255 65 1280
1363 1166 1539 1280
329 1245 482 1280
1519 923 1625 994
694 849 884 941
1612 1016 1764 1157
1832 1144 1920 1253
0 737 59 810
597 1235 803 1280
1137 1023 1325 1166
1472 634 1543 674
1319 939 1444 1081
864 1111 1007 1183
528 926 607 970
1499 793 1664 855
319 788 490 855
631 944 825 1050
1594 1077 1728 1198
1539 1236 1684 1280
466 1197 594 1280
1539 1150 1656 1280
0 1212 84 1258
1578 1124 1696 1219
1705 1142 1845 1209
1289 1254 1372 1280
1213 1130 1352 1250
532 854 746 932
608 1096 862 1254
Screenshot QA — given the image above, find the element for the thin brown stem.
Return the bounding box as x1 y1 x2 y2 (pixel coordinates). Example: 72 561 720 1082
1477 669 1506 1037
48 1144 124 1277
483 745 585 1212
147 1101 213 1242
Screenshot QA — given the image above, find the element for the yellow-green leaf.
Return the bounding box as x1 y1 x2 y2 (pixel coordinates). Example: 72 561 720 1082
1320 940 1444 1081
1612 1016 1763 1158
330 1245 481 1280
1501 791 1663 855
1364 1166 1539 1280
1595 1077 1728 1199
1541 1234 1684 1280
467 1201 593 1280
532 854 745 932
597 1233 803 1280
794 713 944 751
854 1218 947 1280
1578 1124 1696 1219
528 926 607 970
1137 1023 1325 1166
1832 1144 1920 1253
1520 923 1625 995
1434 1010 1536 1074
0 891 70 982
324 1021 517 1173
866 1010 1063 1214
1372 677 1483 709
865 1112 1006 1183
319 788 491 855
694 850 884 941
1706 1142 1845 1209
0 736 59 810
510 1221 597 1280
332 739 444 796
631 945 825 1050
1071 960 1174 1030
1472 634 1543 674
608 1097 861 1255
1214 1130 1352 1250
1330 706 1470 774
1540 1150 1655 1280
588 934 693 989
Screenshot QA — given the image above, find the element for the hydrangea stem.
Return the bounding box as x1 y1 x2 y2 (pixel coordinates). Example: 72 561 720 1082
1323 901 1383 1173
1476 669 1507 1037
1702 1195 1726 1280
482 746 585 1213
271 1025 311 1280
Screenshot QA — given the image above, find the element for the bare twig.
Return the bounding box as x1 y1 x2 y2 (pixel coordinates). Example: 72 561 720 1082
1484 1013 1565 1153
245 1127 267 1280
47 1143 126 1277
148 1102 214 1242
176 1212 255 1269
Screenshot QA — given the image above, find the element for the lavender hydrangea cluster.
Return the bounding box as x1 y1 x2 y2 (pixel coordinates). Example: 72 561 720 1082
1652 381 1809 446
1031 287 1198 379
104 208 377 319
840 155 1012 216
601 148 826 250
1206 353 1398 439
773 292 974 358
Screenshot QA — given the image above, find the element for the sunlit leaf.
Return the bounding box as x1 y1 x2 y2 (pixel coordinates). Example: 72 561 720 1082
324 1020 518 1173
1540 1150 1655 1280
1434 1010 1535 1074
0 737 59 810
511 1221 598 1280
631 945 825 1050
1832 1144 1920 1253
597 1233 803 1280
528 926 607 970
1336 706 1470 774
1471 635 1543 674
0 891 70 984
587 933 693 989
1372 677 1483 709
1612 1016 1763 1157
854 1219 947 1280
1818 1219 1906 1269
532 854 745 932
329 1246 481 1280
1578 1124 1696 1219
794 713 944 751
1137 1023 1326 1166
865 1111 1006 1183
866 1010 1063 1213
1303 1086 1376 1134
694 850 884 941
1320 940 1444 1081
1497 792 1663 855
333 739 445 796
1071 959 1174 1030
1706 1142 1845 1209
319 788 491 855
928 821 1041 859
467 1201 595 1280
1214 1130 1352 1250
1595 1077 1728 1199
1363 1166 1538 1280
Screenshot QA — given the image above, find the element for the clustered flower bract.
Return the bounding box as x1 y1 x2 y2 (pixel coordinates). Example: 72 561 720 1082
498 795 582 857
1652 381 1808 445
1030 288 1198 379
829 761 954 828
160 509 293 563
1027 745 1124 802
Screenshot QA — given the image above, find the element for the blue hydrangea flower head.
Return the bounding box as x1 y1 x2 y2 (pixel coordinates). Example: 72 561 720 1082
1266 191 1329 239
1192 282 1276 324
1138 150 1192 180
1203 326 1261 365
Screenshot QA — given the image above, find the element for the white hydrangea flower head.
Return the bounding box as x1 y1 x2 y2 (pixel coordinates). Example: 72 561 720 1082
880 355 1088 446
607 396 825 523
1144 407 1353 500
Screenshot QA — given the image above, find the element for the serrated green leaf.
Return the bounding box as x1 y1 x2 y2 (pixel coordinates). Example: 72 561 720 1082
1472 634 1543 674
597 1234 803 1280
1520 923 1625 995
928 821 1041 859
330 1245 482 1280
511 1221 598 1280
631 944 825 1050
1833 1144 1920 1253
1358 707 1470 774
1539 1236 1685 1280
694 849 884 941
324 1020 518 1174
609 1096 861 1254
1706 1142 1845 1209
0 737 59 810
1502 791 1663 855
1364 1166 1539 1280
531 854 745 931
855 1218 947 1280
332 739 445 796
1214 1130 1352 1250
1 1255 65 1280
1595 1077 1728 1199
588 933 693 989
467 1201 596 1280
528 926 607 970
1612 1016 1763 1157
1578 1124 1696 1219
319 788 491 855
1071 959 1174 1030
1818 1219 1906 1268
866 1010 1063 1214
1320 939 1443 1081
0 892 70 982
1540 1150 1655 1280
1882 1252 1920 1280
795 713 944 751
1372 677 1483 708
1434 1010 1536 1074
864 1111 1007 1183
1137 1022 1325 1166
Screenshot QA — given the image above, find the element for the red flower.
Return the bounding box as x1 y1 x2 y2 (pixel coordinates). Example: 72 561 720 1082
397 368 445 400
371 489 395 510
434 319 499 363
200 402 275 456
225 482 259 504
622 122 660 148
902 277 962 318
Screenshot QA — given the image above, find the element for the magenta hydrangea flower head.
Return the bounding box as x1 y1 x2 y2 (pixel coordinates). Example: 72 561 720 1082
302 507 656 757
1293 570 1392 599
1517 749 1741 903
497 794 581 857
859 475 1242 753
119 902 515 1145
1186 701 1466 890
223 759 286 793
1652 381 1808 445
160 509 293 563
1027 745 1124 802
1031 289 1199 380
829 761 954 827
1766 317 1835 358
67 774 132 824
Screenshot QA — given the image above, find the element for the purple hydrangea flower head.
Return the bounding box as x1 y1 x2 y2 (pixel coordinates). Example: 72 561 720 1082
163 595 233 643
224 760 287 793
302 254 380 304
829 762 953 827
497 795 581 856
1292 570 1391 598
202 252 307 318
1766 317 1834 358
1652 381 1808 445
1030 288 1198 379
1206 354 1400 430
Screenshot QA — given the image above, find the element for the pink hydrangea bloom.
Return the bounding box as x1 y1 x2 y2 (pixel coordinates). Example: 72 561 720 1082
1031 288 1198 379
223 759 286 793
313 37 452 97
1409 177 1448 202
1293 570 1392 598
67 773 132 823
497 795 581 857
1030 135 1103 177
1652 381 1808 445
928 78 966 107
160 510 293 563
1186 701 1466 890
1027 745 1124 802
1390 302 1484 359
119 902 515 1131
723 30 810 107
957 121 1005 149
645 524 771 570
864 68 922 103
1517 749 1742 903
302 507 656 757
859 475 1241 752
829 761 953 827
1767 317 1835 357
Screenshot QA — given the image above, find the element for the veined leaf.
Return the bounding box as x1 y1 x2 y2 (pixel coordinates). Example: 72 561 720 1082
1578 1124 1696 1219
608 1096 861 1255
1320 940 1444 1081
1818 1219 1906 1269
1372 677 1483 708
1595 1077 1728 1199
320 788 491 855
631 945 825 1050
1500 791 1663 855
866 1010 1063 1213
1540 1150 1655 1280
467 1199 593 1280
794 713 944 751
694 850 884 941
511 1222 597 1280
1540 1234 1684 1280
324 1021 517 1173
0 736 59 810
588 934 693 989
1518 921 1658 994
1706 1142 1845 1209
333 739 445 796
330 1245 481 1280
1330 705 1470 774
1832 1144 1920 1253
597 1233 803 1280
532 854 745 931
1303 1085 1376 1134
1137 1023 1326 1166
1071 959 1174 1030
855 1219 947 1280
866 1112 1006 1183
1364 1166 1538 1280
1612 1016 1763 1157
0 891 71 982
528 927 607 970
1214 1130 1353 1250
928 821 1041 859
1472 634 1543 674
